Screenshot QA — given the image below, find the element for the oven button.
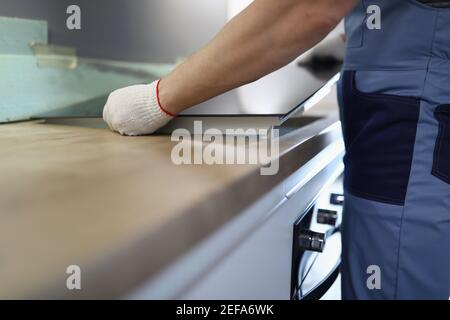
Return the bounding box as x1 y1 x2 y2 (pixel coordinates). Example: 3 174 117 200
330 193 344 206
317 209 338 226
298 230 326 253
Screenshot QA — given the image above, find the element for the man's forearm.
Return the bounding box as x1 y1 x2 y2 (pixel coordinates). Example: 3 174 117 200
159 0 357 115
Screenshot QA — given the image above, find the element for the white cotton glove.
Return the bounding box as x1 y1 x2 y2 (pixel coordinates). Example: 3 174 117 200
103 80 174 136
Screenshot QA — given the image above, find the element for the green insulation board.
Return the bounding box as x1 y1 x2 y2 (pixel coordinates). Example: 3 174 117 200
0 16 48 55
0 16 174 123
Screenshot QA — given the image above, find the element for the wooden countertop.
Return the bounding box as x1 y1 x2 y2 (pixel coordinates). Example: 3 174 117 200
0 102 341 299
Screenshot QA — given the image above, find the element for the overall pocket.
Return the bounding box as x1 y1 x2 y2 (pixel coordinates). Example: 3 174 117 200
432 105 450 184
340 71 421 205
345 1 365 49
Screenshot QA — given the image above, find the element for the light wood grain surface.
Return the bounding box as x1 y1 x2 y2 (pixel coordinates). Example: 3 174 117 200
0 98 340 299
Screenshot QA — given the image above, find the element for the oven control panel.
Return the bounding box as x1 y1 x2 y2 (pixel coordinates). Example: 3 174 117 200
291 176 344 300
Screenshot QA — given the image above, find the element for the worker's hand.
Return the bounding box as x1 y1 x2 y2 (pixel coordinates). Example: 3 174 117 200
102 80 174 136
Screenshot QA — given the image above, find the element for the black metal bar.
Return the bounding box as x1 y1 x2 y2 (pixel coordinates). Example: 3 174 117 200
298 260 341 301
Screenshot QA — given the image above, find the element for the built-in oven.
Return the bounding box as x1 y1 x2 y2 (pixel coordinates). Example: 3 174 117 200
291 176 344 300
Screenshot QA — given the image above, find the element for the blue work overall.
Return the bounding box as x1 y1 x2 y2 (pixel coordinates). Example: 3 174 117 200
339 0 450 299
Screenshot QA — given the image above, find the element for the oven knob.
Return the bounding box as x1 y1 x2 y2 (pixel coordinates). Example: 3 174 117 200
330 193 345 206
317 209 338 226
298 230 326 253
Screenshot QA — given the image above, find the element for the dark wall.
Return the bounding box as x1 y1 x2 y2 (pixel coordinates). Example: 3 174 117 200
0 0 227 63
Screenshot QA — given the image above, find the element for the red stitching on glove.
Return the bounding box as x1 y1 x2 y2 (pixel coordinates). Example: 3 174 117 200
156 79 175 117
